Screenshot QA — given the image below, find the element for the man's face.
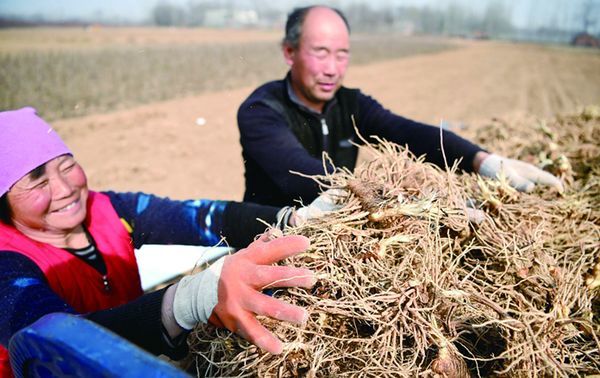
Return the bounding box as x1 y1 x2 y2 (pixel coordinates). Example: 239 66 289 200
284 7 350 113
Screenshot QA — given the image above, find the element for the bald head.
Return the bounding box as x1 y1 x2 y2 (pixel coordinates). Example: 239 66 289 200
281 5 351 113
283 6 350 49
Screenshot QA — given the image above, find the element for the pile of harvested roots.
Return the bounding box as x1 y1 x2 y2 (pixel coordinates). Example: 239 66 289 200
189 106 599 377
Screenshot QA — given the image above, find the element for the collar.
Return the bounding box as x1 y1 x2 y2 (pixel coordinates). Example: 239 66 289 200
284 72 338 116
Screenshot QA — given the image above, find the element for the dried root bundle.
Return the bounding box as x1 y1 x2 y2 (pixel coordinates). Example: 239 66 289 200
189 106 600 377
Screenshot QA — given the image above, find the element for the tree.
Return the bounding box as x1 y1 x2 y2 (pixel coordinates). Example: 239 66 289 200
152 3 185 26
481 1 514 36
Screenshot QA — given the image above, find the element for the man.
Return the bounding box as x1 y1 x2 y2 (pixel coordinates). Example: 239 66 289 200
237 5 563 207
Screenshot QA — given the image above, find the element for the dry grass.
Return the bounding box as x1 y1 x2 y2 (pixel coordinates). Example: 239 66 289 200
0 28 455 120
188 105 600 377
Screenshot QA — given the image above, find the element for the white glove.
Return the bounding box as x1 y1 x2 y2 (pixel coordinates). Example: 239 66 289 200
291 189 346 226
478 154 563 193
466 206 485 224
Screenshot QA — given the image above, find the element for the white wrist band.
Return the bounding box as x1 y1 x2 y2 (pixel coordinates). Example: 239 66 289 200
172 257 225 330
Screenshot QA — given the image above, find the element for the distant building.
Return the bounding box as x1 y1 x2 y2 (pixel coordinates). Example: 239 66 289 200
203 8 258 28
571 32 600 48
232 10 258 27
203 9 228 27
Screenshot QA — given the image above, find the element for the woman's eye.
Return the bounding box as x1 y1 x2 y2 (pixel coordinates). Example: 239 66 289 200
32 180 49 190
61 164 75 172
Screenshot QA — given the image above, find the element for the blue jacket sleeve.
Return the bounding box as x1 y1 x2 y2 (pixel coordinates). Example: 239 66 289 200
357 92 484 172
105 191 279 249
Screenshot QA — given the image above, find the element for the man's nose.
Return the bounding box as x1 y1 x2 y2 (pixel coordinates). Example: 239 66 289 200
322 55 337 75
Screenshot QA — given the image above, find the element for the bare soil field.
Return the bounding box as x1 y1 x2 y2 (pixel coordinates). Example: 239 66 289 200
49 39 599 202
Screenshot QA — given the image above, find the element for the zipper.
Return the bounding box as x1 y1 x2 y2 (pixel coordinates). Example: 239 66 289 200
102 275 111 292
320 118 330 152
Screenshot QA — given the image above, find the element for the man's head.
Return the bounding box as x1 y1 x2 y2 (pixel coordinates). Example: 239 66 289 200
282 6 351 113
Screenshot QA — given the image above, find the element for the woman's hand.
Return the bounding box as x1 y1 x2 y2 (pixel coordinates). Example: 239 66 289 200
171 234 315 354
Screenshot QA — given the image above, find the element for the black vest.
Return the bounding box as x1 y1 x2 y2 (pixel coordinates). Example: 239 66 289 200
263 85 360 171
242 80 361 207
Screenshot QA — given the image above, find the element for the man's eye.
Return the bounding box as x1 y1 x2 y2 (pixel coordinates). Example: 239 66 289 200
313 49 328 58
337 52 349 61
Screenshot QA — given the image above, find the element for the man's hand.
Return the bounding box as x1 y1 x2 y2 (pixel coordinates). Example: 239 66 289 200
474 152 563 193
172 234 315 354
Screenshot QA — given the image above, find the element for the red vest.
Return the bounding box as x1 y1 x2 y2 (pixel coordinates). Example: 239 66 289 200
0 191 143 376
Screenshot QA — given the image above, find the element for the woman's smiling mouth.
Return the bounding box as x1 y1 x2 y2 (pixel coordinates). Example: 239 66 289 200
53 200 79 213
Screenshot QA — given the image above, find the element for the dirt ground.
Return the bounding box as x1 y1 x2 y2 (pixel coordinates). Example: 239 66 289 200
52 39 600 202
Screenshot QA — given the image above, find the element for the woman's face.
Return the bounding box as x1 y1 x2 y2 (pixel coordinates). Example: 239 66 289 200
7 154 88 234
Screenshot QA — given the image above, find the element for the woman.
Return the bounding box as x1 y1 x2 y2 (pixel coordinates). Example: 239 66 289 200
0 107 317 375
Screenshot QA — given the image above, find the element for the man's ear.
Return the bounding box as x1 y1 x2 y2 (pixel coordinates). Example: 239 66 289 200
282 43 295 66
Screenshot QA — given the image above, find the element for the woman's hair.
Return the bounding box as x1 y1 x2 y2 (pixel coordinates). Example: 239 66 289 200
282 5 350 49
0 164 46 225
0 195 11 225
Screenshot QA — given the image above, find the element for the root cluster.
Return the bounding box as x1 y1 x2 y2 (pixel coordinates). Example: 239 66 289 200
189 106 600 377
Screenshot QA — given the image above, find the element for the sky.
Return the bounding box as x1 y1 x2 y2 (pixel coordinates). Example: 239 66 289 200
0 0 597 32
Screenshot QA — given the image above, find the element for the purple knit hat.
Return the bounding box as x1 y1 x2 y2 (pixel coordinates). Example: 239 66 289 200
0 107 71 197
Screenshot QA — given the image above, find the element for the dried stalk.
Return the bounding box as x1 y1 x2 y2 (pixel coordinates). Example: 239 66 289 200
188 106 600 377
